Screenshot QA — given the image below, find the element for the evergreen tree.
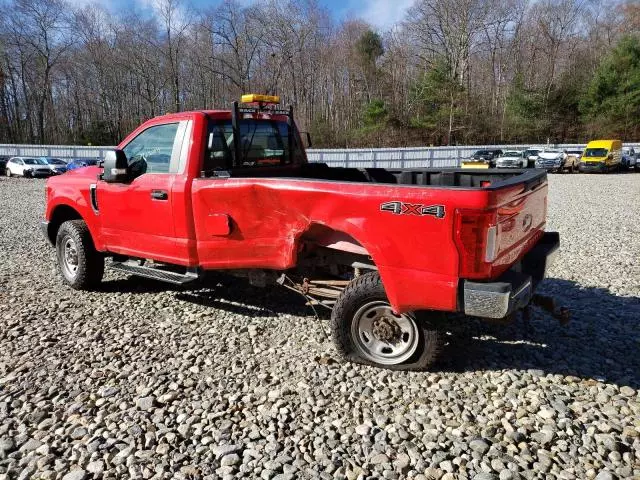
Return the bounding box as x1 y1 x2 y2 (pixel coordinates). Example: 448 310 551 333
582 35 640 139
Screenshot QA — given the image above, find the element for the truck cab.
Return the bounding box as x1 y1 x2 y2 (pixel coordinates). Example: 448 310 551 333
42 95 559 371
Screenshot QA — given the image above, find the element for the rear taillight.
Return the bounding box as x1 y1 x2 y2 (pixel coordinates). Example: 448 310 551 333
454 209 498 279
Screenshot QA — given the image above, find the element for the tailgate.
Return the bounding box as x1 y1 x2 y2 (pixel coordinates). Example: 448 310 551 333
488 179 548 276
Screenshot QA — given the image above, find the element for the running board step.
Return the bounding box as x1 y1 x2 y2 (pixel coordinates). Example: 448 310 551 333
109 261 200 285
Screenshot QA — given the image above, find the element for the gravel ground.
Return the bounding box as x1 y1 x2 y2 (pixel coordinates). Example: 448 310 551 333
0 173 639 480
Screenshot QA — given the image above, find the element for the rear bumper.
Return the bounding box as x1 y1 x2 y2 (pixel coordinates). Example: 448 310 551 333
461 232 560 319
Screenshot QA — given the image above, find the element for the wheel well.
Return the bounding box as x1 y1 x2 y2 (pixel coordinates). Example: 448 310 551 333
300 224 368 256
48 205 83 245
298 224 376 270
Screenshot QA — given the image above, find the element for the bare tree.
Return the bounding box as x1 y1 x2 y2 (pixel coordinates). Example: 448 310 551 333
154 0 192 112
5 0 74 142
0 0 631 146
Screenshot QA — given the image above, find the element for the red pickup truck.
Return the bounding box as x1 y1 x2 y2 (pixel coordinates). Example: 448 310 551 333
42 95 559 370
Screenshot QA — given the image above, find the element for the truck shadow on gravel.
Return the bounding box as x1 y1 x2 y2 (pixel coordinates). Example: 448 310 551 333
438 278 640 389
100 275 639 388
100 273 319 319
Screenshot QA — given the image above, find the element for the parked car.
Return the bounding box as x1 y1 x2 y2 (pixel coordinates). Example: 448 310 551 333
0 156 9 175
5 157 53 177
621 147 637 170
41 157 68 175
562 150 581 173
522 148 542 168
469 148 503 167
41 93 559 371
579 140 622 173
565 149 582 160
496 150 527 168
66 158 99 170
535 149 568 173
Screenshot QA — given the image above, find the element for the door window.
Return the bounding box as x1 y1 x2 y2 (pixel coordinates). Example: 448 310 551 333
123 123 180 176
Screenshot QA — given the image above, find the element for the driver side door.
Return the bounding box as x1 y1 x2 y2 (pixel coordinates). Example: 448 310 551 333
10 158 24 175
97 121 190 263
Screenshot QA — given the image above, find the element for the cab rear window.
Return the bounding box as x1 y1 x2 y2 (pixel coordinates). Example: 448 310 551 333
203 119 303 173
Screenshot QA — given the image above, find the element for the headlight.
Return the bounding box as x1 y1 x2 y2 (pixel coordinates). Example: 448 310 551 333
24 167 32 172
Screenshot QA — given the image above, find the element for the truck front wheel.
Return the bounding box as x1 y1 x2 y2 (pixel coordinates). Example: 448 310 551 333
56 220 104 290
330 272 443 370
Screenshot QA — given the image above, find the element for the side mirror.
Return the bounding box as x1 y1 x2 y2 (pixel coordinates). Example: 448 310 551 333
301 132 312 149
101 149 129 183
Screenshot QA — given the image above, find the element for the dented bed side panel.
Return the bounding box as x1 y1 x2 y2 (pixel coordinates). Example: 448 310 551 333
190 178 491 312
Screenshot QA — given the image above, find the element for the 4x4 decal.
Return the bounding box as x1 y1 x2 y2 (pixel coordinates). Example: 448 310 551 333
380 201 445 219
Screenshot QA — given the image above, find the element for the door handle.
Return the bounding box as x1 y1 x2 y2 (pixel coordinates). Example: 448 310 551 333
151 190 168 200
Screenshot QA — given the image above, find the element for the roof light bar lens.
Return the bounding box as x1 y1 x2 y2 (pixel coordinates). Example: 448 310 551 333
241 94 280 104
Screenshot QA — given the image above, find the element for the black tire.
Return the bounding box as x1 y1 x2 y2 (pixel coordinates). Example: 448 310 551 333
330 272 444 371
55 220 104 290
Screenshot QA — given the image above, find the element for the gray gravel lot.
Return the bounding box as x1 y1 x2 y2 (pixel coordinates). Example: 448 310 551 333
0 173 639 480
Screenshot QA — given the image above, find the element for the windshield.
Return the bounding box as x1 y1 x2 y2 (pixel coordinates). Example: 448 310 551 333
524 150 540 156
567 150 582 155
584 148 608 158
204 118 303 171
46 158 66 165
474 150 490 155
502 151 521 157
23 158 47 165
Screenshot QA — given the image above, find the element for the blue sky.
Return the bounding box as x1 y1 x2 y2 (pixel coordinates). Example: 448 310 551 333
78 0 413 30
319 0 414 28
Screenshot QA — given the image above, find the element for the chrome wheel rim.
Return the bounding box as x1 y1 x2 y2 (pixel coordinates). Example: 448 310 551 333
351 301 419 365
61 237 79 278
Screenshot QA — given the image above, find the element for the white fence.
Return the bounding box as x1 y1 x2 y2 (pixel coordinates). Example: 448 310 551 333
0 144 112 160
306 143 640 168
1 143 638 169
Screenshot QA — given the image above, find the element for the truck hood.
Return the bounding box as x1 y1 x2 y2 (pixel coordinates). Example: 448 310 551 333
538 152 562 160
582 156 607 162
46 165 100 187
64 165 101 177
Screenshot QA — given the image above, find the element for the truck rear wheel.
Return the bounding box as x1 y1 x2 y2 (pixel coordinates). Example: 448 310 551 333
330 272 443 370
56 220 104 290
